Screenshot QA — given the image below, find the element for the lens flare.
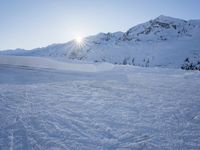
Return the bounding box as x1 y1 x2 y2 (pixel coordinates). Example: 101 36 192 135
69 36 88 51
75 36 83 44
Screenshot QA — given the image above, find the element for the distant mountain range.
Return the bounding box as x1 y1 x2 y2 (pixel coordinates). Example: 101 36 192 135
1 15 200 70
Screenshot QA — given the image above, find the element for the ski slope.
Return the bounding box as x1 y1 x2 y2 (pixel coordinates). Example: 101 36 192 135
0 56 114 73
0 57 200 149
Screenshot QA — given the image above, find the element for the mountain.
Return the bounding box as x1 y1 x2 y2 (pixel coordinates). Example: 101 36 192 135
1 15 200 70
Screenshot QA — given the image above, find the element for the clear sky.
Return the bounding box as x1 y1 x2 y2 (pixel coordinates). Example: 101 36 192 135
0 0 200 50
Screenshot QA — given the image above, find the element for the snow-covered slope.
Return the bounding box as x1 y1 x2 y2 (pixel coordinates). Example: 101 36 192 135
1 15 200 69
0 56 114 72
1 63 200 149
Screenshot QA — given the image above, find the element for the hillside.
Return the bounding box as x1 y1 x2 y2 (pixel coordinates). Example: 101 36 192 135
1 15 200 70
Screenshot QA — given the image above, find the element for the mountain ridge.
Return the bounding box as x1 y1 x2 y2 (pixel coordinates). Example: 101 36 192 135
1 15 200 70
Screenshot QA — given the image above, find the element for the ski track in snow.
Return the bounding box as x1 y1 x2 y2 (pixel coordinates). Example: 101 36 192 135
0 65 200 149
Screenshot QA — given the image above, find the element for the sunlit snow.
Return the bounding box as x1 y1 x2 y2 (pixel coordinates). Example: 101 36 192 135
0 56 200 149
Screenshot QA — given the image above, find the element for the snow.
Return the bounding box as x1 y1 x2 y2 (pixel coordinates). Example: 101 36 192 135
0 56 114 73
1 15 200 69
0 15 200 149
0 57 200 149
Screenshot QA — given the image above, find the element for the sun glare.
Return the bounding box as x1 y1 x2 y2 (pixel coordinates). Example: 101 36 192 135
73 36 87 48
75 36 83 44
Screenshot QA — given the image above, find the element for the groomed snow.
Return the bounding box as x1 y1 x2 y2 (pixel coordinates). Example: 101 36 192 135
0 56 114 72
0 57 200 149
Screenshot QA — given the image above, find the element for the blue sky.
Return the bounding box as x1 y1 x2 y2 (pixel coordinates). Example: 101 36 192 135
0 0 200 50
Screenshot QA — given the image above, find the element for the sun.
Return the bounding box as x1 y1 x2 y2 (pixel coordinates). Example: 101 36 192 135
74 36 87 48
75 36 83 44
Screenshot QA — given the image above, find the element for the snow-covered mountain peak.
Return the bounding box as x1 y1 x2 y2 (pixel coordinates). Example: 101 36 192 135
121 15 200 42
154 15 186 23
1 15 200 70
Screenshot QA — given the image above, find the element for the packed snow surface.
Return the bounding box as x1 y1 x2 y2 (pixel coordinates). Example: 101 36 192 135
0 56 114 73
0 56 200 149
